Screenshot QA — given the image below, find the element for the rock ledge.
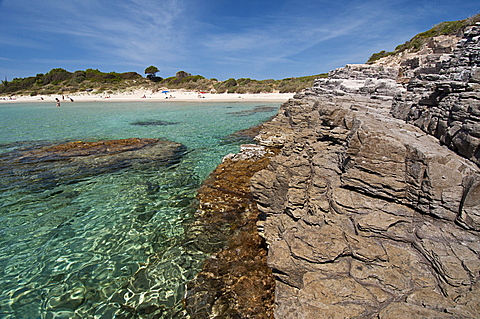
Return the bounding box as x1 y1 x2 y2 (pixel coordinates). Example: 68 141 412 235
250 25 480 318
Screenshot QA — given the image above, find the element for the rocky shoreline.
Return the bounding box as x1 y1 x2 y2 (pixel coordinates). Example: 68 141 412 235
184 144 279 318
187 23 480 318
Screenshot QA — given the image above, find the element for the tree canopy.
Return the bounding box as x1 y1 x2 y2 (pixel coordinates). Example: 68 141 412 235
144 66 159 77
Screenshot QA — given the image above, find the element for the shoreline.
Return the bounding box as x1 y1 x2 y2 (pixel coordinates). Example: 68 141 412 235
0 90 294 104
185 143 278 317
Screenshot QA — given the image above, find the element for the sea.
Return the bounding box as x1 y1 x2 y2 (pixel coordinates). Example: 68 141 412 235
0 100 281 318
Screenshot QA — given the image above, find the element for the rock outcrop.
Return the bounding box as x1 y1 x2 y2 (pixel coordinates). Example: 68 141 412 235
392 23 480 167
250 23 480 318
372 34 460 83
16 138 183 164
1 138 186 191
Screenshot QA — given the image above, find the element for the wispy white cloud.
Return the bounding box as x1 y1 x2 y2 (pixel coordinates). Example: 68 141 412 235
3 0 189 64
199 1 382 76
0 33 45 50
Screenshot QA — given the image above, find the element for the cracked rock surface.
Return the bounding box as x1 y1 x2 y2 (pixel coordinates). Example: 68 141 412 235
251 24 480 318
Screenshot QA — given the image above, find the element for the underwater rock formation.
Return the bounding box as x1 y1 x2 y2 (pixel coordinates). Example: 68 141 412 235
0 138 186 194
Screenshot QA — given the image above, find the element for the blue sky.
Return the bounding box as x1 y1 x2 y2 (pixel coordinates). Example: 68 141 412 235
0 0 479 81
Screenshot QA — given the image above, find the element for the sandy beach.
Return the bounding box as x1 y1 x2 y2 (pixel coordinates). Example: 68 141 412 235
0 89 294 104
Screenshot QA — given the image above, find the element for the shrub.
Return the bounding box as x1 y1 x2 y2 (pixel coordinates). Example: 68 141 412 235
175 71 191 79
43 69 71 85
119 72 142 80
367 13 480 62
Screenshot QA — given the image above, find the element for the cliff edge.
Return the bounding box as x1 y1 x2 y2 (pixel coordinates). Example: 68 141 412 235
250 23 480 318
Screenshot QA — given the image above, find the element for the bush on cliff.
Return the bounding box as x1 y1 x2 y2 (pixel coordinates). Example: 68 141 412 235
367 13 480 63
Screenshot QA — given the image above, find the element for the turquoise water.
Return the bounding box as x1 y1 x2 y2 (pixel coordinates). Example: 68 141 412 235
0 101 280 318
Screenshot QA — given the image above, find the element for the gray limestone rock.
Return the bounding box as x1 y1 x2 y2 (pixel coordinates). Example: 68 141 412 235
391 24 480 166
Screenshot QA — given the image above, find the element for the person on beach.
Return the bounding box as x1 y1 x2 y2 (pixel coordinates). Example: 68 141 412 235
55 98 60 107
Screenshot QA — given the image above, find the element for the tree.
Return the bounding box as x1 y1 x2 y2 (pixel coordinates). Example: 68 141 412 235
144 66 159 78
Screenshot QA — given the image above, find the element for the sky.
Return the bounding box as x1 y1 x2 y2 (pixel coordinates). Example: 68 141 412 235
0 0 479 81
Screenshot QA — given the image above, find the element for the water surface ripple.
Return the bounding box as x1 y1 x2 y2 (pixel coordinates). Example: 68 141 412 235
0 101 280 318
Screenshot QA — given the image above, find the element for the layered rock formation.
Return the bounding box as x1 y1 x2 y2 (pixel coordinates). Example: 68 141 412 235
392 24 480 167
372 35 460 83
250 23 480 318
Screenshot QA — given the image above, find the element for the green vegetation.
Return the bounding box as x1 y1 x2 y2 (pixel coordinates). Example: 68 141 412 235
1 67 328 96
367 13 480 63
144 65 159 77
0 68 143 96
151 73 328 94
144 65 162 82
210 74 328 94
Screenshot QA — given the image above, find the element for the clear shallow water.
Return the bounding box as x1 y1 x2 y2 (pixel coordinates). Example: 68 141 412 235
0 101 280 318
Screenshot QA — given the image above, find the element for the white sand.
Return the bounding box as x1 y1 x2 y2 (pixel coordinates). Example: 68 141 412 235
0 89 294 104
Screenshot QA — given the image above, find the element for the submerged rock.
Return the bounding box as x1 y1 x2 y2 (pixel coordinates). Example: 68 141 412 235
221 123 265 145
130 120 179 126
227 105 279 116
17 138 183 162
2 138 186 189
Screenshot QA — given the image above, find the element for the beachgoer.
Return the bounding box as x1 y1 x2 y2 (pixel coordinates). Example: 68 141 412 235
55 97 60 107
